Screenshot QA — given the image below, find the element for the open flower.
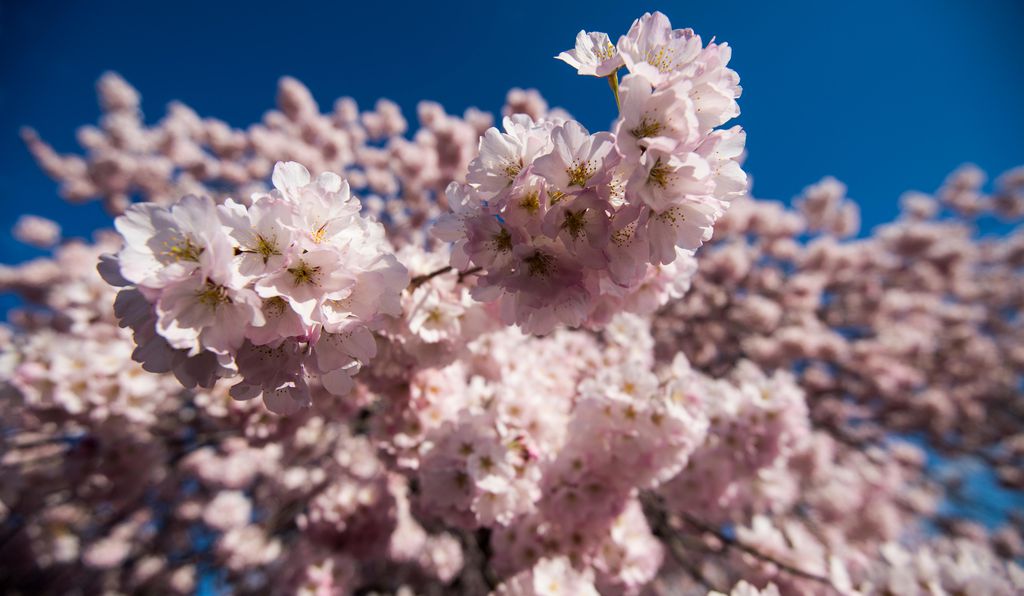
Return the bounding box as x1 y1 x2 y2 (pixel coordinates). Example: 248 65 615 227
645 195 725 264
555 30 624 77
502 174 551 234
532 121 621 197
462 213 523 271
680 41 743 132
697 126 749 201
219 197 296 277
155 261 264 356
480 238 594 335
114 194 234 290
433 181 485 270
605 204 651 286
541 191 610 268
618 12 703 87
254 248 357 326
627 144 713 212
614 73 699 163
467 115 551 199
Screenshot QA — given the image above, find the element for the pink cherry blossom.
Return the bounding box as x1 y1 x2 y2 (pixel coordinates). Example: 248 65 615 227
2 12 1022 596
618 12 703 87
555 30 624 78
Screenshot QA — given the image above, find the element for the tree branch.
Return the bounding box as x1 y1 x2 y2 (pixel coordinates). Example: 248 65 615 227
408 266 483 291
679 512 838 590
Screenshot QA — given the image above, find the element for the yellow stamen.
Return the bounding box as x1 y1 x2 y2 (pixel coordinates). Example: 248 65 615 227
503 160 523 180
566 159 596 188
195 281 230 309
647 158 673 189
263 296 287 316
524 251 554 277
492 228 513 253
518 191 540 215
166 237 203 262
612 221 637 247
645 46 678 73
657 207 685 225
311 224 328 244
561 209 588 240
288 261 320 285
630 116 662 139
254 234 280 262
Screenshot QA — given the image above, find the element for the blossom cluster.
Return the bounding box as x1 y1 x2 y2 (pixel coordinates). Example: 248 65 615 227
102 161 408 413
659 358 810 523
6 157 1024 596
3 9 1024 596
435 11 746 334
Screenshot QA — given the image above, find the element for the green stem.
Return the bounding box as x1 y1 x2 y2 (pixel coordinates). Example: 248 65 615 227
607 71 621 112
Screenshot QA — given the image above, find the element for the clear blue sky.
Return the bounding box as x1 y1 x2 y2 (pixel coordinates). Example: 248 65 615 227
2 0 1023 268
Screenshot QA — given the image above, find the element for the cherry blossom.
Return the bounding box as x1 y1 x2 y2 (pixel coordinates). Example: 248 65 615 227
555 30 623 78
103 161 407 412
1 11 1022 596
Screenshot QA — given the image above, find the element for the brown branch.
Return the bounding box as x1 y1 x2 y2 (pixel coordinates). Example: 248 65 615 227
659 531 716 591
457 266 483 283
408 266 452 290
644 495 715 590
642 494 838 592
407 265 483 291
679 512 838 591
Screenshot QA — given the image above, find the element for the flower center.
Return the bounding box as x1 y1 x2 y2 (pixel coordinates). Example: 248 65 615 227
566 159 596 188
523 250 554 277
596 41 616 61
518 191 540 215
503 160 523 181
311 223 328 244
561 209 588 240
264 296 288 317
166 237 203 262
645 46 678 73
288 260 321 285
630 116 662 140
647 158 673 189
656 207 685 225
491 228 514 253
254 234 280 262
195 281 231 309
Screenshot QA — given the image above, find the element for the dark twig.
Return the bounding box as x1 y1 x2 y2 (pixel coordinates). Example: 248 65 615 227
408 266 452 290
644 496 716 591
679 512 838 590
457 266 483 283
643 494 838 592
408 266 483 291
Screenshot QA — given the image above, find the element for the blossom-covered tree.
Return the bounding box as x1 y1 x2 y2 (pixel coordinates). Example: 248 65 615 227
3 11 1023 596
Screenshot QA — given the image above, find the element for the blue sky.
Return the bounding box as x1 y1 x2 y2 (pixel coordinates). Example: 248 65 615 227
2 0 1023 268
